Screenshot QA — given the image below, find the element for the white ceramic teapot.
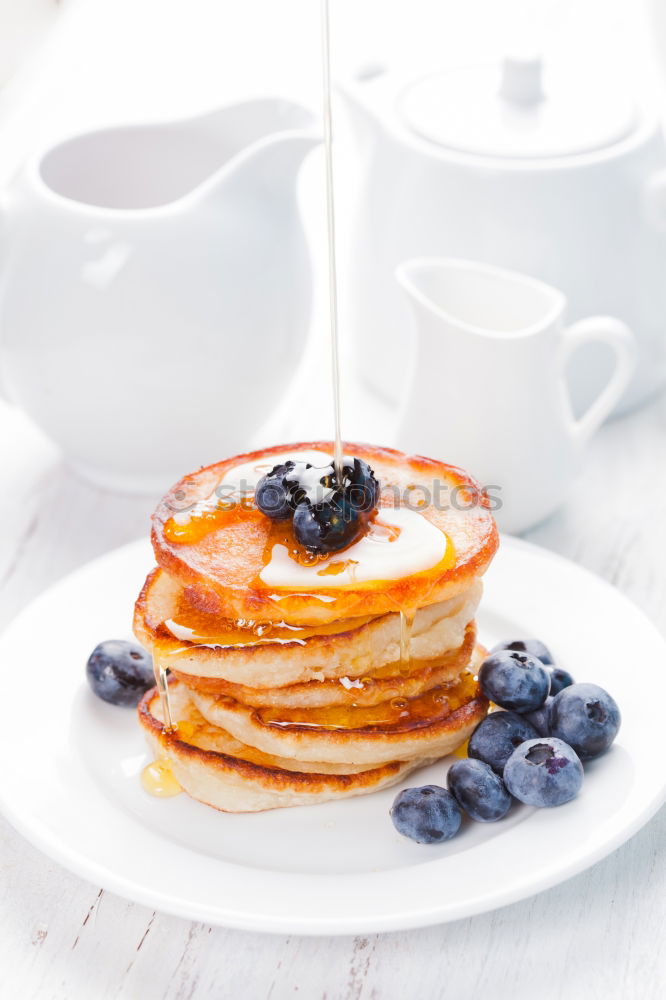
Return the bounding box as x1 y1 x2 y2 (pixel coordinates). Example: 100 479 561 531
0 99 319 492
340 55 666 413
395 258 636 534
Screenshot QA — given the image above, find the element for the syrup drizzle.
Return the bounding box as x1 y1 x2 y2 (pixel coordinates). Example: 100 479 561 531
321 0 343 481
153 664 174 731
257 671 479 732
162 598 377 650
399 609 415 676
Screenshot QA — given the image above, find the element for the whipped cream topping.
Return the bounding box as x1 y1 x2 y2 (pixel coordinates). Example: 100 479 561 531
222 450 333 494
171 450 332 526
259 507 448 588
291 455 356 505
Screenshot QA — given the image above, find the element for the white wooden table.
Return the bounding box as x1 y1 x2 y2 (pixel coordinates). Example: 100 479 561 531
0 386 665 1000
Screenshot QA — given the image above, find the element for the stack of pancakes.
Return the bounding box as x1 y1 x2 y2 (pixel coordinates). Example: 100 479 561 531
134 442 498 812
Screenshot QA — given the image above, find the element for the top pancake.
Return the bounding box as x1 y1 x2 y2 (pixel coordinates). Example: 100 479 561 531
151 441 498 625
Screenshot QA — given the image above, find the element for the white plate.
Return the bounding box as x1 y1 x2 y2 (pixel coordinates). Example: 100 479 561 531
0 536 664 934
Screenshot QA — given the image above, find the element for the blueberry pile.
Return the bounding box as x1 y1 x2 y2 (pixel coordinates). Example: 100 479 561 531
255 456 379 554
86 639 154 706
390 638 621 843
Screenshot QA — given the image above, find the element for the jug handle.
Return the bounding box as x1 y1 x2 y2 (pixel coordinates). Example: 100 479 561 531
560 317 636 447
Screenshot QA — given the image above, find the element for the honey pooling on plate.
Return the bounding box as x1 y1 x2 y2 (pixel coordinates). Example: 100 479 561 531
140 758 182 797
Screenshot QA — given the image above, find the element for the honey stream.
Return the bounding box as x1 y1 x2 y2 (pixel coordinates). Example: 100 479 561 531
321 0 343 481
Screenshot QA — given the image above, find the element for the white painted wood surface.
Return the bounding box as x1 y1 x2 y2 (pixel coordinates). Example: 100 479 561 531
0 388 665 1000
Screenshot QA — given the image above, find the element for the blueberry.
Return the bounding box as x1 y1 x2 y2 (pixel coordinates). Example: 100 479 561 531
256 455 379 554
283 457 377 510
347 457 380 514
293 496 361 553
468 710 539 774
491 638 554 666
549 683 621 760
478 650 550 712
523 696 554 736
548 667 575 695
390 785 462 844
255 461 298 520
86 640 154 706
447 758 512 822
503 738 583 807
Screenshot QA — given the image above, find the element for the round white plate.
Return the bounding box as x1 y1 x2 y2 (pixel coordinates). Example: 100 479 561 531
0 536 663 934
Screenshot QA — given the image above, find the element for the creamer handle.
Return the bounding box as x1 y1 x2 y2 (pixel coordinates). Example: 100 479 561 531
560 317 636 447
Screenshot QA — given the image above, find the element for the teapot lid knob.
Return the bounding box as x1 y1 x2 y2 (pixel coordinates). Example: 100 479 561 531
499 55 544 106
398 55 638 159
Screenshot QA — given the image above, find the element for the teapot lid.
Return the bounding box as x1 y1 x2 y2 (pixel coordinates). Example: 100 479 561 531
398 56 637 159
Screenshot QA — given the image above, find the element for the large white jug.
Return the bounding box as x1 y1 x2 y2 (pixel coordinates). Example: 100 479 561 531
0 99 319 492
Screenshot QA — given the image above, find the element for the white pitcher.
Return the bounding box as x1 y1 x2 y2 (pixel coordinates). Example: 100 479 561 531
395 258 636 534
0 99 320 492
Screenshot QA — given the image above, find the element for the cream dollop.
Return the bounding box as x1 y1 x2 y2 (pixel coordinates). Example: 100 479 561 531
221 450 333 494
171 450 332 526
259 507 447 588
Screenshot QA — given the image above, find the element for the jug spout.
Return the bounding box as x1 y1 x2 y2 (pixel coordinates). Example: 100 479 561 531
34 98 319 213
396 256 565 346
232 130 321 198
195 98 320 203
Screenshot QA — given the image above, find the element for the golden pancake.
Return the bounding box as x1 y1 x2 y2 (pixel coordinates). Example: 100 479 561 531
138 681 437 812
172 622 477 707
136 442 498 813
188 645 488 766
134 566 482 688
150 441 498 626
